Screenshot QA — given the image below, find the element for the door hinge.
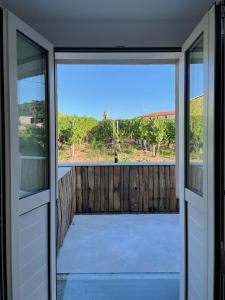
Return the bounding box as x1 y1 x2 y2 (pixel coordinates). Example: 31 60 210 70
221 242 225 275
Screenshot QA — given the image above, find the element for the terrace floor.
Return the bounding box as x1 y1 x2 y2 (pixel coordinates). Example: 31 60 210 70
57 214 180 300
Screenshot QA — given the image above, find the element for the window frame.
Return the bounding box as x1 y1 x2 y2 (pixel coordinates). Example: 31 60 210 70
185 33 204 196
16 30 51 199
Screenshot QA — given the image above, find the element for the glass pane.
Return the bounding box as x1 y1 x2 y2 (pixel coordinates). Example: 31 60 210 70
17 32 49 198
186 35 204 195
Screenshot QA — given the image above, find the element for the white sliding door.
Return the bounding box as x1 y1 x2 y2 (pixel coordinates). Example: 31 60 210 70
179 5 215 300
4 10 56 300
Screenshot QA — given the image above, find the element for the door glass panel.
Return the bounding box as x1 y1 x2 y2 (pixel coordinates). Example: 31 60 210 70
186 35 204 196
17 32 49 199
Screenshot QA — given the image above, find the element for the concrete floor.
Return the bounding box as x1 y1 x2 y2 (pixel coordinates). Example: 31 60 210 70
57 214 180 274
57 214 180 300
57 273 180 300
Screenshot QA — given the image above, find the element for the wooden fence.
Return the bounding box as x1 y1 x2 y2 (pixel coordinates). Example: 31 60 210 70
56 168 75 252
56 163 178 252
70 164 177 214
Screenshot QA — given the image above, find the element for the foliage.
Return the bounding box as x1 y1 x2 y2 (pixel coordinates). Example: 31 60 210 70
189 95 204 160
18 100 45 121
129 117 154 141
58 112 177 160
58 113 98 156
19 125 47 156
20 99 206 162
89 119 114 144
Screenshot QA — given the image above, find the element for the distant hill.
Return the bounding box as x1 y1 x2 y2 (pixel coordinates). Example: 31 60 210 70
18 99 45 118
190 95 203 116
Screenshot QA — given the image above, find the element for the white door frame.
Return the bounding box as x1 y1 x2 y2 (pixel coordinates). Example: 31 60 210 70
55 50 181 207
3 9 56 300
55 51 182 296
179 5 215 300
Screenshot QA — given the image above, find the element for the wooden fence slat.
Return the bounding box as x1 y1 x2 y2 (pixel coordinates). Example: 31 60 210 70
109 167 114 212
120 167 124 211
148 166 154 211
100 167 106 212
143 166 148 212
130 166 139 212
159 166 165 211
138 166 143 212
113 166 121 211
104 167 109 212
88 167 95 212
71 167 76 215
76 167 82 213
123 166 129 212
82 167 88 212
153 166 159 211
94 167 101 212
170 166 176 211
165 166 170 211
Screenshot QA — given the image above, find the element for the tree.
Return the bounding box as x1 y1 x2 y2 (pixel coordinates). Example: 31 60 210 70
58 113 72 147
58 113 98 157
57 112 176 161
89 119 113 144
165 119 175 147
152 119 168 156
189 115 203 159
19 125 47 156
18 100 45 122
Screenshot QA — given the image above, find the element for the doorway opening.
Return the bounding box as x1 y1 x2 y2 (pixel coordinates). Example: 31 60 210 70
55 53 181 300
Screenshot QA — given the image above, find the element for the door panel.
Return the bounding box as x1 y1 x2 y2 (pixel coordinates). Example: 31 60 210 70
185 22 207 300
4 10 56 300
187 204 204 299
180 5 215 300
19 206 48 300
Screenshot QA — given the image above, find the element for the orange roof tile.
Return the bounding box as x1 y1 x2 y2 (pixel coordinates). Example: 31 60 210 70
143 111 175 118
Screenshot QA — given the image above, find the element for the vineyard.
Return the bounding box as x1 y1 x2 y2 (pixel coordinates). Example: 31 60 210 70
58 113 176 162
17 96 203 163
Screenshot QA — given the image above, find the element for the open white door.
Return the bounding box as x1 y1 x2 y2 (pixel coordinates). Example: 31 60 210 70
4 10 56 300
179 5 215 300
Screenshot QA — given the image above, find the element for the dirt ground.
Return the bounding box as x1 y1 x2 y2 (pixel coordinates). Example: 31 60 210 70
58 144 175 163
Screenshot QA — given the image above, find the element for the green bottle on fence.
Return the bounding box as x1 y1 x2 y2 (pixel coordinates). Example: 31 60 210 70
114 151 118 163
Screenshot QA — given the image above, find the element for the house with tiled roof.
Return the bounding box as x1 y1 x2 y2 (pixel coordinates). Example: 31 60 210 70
142 111 175 120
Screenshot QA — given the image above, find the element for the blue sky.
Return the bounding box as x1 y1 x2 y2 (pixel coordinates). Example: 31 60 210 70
190 64 204 99
57 64 176 120
18 64 203 119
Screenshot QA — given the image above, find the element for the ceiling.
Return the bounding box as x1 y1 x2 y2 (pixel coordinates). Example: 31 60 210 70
2 0 215 47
